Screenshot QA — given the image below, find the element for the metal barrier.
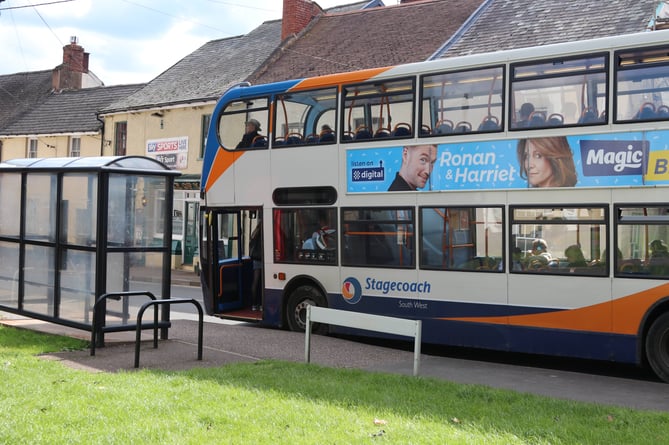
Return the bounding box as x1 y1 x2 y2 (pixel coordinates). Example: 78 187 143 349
305 306 422 376
135 298 203 368
91 291 203 368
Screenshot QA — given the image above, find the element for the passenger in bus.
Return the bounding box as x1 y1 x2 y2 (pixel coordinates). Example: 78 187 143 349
564 244 587 269
388 144 437 191
526 238 554 269
319 124 335 143
648 239 669 276
511 247 524 271
515 102 535 128
516 137 577 188
321 124 333 134
302 226 336 250
236 118 262 149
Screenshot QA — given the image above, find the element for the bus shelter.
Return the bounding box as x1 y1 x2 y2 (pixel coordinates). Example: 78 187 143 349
0 156 180 333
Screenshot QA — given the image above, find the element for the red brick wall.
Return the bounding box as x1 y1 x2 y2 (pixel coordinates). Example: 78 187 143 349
52 40 89 91
282 0 323 40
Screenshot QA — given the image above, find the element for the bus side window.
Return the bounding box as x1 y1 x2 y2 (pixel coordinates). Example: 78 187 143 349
218 97 269 151
420 207 503 272
273 208 337 265
342 208 415 268
342 78 415 143
420 66 504 137
615 46 669 123
274 88 338 148
511 54 607 129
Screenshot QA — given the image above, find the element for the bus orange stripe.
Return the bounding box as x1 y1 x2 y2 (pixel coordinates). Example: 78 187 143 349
289 67 393 91
439 283 669 335
205 147 244 192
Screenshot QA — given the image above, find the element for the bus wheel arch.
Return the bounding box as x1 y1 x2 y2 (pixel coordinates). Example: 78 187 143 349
644 310 669 383
283 276 328 333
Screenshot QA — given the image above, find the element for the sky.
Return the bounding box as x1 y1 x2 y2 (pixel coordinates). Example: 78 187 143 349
0 0 352 85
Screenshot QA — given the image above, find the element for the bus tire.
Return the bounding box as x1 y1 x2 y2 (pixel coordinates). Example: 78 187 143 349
645 312 669 383
286 285 327 333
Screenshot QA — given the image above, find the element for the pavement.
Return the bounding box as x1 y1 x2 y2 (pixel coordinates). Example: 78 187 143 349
2 266 669 413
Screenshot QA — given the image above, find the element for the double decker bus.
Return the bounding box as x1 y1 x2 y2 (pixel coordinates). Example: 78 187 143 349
199 30 669 382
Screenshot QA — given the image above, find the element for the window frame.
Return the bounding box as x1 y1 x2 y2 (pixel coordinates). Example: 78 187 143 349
509 205 608 276
419 65 505 137
341 206 415 269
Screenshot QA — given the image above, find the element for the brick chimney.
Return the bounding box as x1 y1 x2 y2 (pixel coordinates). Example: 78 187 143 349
282 0 323 40
52 36 90 91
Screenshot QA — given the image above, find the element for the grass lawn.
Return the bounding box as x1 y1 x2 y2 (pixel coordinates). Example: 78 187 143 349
1 324 668 444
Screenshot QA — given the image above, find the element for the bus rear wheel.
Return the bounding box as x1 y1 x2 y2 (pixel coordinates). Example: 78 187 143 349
286 285 327 333
646 312 669 383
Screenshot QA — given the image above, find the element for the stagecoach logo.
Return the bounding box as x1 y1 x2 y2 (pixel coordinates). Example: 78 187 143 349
341 277 362 304
351 160 385 182
580 140 648 176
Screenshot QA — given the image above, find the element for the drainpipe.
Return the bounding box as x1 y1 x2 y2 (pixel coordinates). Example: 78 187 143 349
96 112 105 156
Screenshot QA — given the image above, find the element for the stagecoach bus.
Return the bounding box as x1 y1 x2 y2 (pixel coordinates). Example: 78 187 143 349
199 29 669 382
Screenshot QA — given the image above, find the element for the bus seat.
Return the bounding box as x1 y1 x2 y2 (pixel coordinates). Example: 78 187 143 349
392 123 412 137
434 119 453 134
528 111 546 127
547 113 564 126
420 124 432 135
319 131 335 143
657 105 669 119
636 103 656 120
599 110 608 123
342 131 354 141
273 137 285 146
285 133 303 144
251 135 267 148
305 133 319 144
478 115 499 131
374 128 391 138
354 126 372 140
578 108 598 124
454 121 472 133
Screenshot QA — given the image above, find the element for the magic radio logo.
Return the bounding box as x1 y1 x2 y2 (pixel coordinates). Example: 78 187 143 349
341 277 362 304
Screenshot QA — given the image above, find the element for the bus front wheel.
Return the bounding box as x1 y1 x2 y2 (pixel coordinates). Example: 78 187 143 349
646 312 669 383
286 285 327 333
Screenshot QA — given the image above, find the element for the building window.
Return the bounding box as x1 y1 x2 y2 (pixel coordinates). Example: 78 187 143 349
70 137 81 157
114 121 127 156
200 114 211 159
28 139 38 158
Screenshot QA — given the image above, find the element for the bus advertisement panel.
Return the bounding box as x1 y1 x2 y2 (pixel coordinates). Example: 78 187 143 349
347 131 669 192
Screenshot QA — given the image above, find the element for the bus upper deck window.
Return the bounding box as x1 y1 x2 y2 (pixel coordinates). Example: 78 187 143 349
420 66 504 137
510 54 608 129
273 87 338 147
342 78 415 142
218 97 269 151
615 47 669 123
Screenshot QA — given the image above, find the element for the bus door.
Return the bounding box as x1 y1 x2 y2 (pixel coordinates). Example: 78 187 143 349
201 208 261 314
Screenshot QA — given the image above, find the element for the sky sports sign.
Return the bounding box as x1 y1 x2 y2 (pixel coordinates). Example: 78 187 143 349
346 131 669 192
